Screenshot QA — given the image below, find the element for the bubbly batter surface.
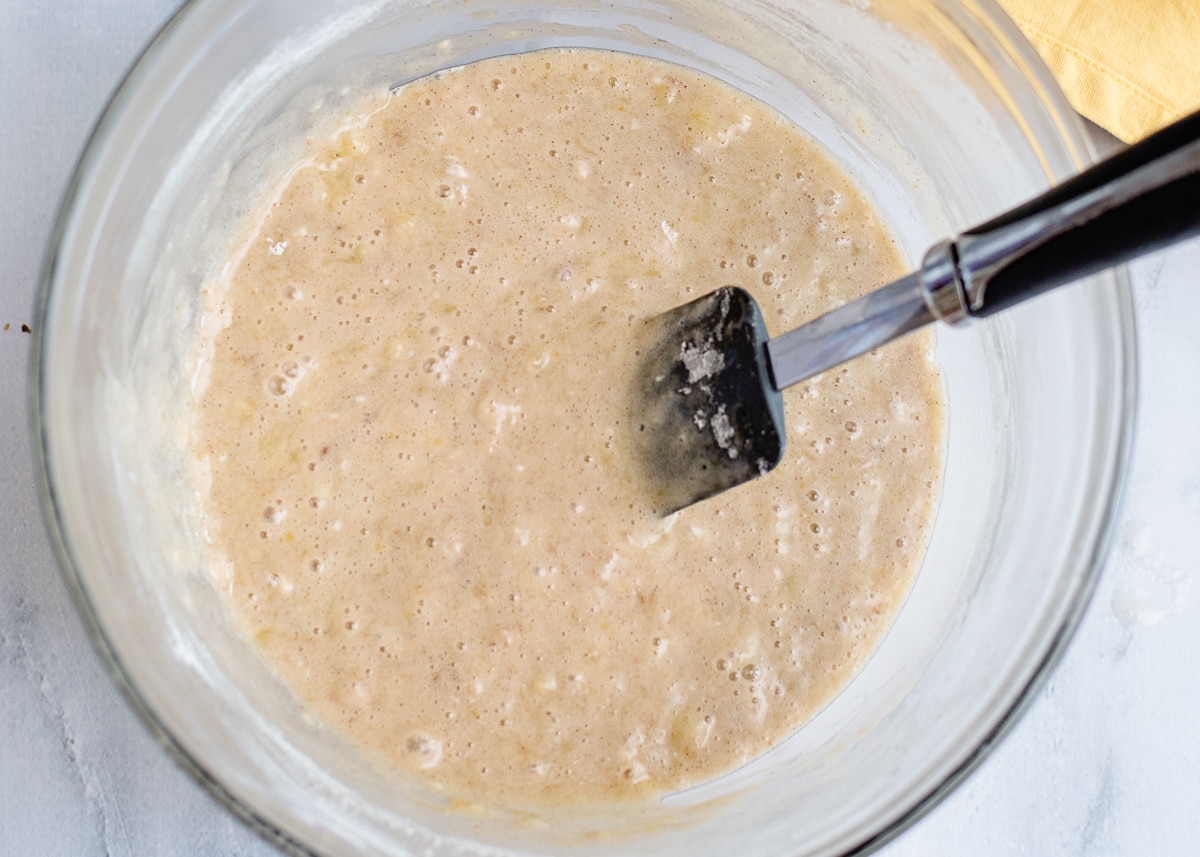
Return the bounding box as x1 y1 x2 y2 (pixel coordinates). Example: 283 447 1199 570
191 50 945 807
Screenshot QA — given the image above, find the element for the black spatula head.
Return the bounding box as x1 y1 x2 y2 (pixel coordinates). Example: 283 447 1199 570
633 287 785 514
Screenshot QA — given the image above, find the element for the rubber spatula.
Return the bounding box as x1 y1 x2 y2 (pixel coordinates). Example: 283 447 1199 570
636 108 1200 514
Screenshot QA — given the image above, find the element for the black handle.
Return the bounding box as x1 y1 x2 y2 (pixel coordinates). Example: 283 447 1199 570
953 109 1200 318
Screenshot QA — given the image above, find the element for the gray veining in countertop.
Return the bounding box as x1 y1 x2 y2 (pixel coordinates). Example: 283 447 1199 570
2 2 1197 855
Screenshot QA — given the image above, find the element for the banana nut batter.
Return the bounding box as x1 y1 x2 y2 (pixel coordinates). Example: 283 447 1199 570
190 49 945 807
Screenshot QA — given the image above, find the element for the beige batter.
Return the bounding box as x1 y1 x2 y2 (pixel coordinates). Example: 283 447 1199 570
191 50 945 808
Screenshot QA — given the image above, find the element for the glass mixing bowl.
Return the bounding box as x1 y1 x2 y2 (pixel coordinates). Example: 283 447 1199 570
34 0 1135 854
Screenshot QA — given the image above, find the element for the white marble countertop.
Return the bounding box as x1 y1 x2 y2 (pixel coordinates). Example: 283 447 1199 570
2 2 1197 855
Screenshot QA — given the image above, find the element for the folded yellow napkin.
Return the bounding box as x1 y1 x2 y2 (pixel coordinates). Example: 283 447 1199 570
996 0 1200 142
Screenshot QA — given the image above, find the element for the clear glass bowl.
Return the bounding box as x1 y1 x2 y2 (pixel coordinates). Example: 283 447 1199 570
34 1 1135 855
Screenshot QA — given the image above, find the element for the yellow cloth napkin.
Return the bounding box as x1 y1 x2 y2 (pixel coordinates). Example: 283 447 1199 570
996 0 1200 142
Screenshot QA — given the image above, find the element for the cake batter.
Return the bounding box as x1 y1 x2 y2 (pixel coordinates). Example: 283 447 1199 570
190 50 945 807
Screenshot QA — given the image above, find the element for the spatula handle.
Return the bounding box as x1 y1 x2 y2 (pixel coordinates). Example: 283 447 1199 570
923 109 1200 321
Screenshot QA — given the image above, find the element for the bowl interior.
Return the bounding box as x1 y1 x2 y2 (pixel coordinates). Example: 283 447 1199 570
37 1 1133 855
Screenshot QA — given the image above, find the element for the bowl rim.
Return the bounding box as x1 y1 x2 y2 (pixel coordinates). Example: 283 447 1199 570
30 1 1138 855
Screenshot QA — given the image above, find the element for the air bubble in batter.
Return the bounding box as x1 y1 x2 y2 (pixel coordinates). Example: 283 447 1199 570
266 375 292 396
405 733 443 768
